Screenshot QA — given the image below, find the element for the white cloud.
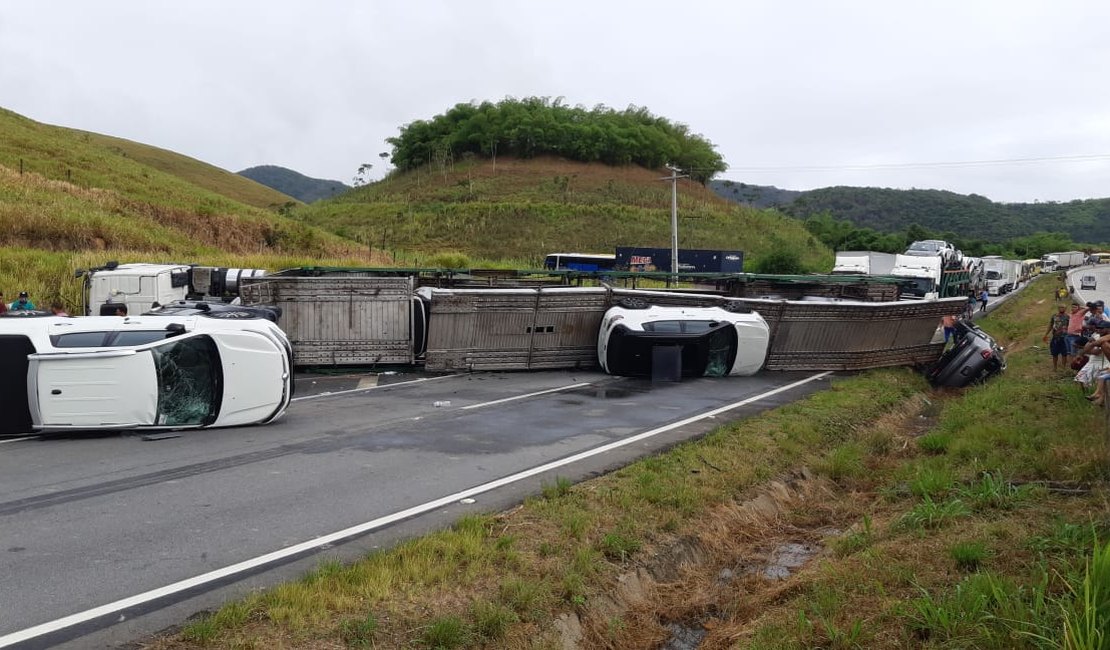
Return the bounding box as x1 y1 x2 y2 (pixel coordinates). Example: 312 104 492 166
1 0 1107 201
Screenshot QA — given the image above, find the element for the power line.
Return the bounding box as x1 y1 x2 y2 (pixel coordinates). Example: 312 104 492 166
717 153 1110 174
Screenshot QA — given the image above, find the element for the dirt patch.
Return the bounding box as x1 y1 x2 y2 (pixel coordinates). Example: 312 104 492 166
550 469 843 649
554 397 945 650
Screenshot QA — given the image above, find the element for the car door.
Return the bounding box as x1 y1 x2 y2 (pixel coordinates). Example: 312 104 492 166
30 349 158 428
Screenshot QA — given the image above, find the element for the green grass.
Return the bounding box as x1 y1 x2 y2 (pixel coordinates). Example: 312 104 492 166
420 616 468 649
0 107 371 301
949 540 991 571
164 275 1109 650
294 156 834 271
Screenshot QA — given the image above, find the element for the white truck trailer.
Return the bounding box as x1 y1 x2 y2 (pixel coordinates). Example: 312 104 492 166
831 251 897 275
982 258 1021 295
1043 251 1085 270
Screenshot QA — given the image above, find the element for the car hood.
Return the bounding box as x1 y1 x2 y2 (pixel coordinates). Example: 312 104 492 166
212 331 289 427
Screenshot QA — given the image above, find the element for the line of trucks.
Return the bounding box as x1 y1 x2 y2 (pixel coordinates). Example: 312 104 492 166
832 244 1088 298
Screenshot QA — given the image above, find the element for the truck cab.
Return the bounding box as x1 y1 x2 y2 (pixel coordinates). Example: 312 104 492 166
77 262 267 317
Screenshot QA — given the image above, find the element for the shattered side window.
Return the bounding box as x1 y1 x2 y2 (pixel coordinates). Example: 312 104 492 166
152 335 222 426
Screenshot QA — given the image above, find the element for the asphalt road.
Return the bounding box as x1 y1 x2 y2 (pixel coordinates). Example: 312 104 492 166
1070 264 1110 306
0 367 833 649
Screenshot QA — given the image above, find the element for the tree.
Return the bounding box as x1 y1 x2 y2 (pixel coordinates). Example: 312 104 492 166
352 163 373 187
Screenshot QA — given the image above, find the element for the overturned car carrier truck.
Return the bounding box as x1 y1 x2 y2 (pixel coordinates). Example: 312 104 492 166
237 267 963 375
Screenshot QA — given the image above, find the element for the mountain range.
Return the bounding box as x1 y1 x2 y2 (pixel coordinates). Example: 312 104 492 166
709 180 1110 244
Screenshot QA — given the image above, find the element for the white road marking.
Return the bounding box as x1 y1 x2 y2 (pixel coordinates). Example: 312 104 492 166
0 371 830 648
291 374 457 402
460 381 595 410
0 436 35 445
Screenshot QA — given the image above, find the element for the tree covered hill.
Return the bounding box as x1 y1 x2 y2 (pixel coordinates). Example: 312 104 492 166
386 97 727 184
710 180 1110 244
239 165 350 203
708 180 802 209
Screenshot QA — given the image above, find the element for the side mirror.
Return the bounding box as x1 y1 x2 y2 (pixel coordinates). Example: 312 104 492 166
74 269 86 278
164 323 186 336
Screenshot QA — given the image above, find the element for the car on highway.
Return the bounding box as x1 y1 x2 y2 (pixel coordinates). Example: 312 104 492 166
597 299 770 378
0 312 292 435
1080 275 1098 291
904 239 963 267
925 320 1006 388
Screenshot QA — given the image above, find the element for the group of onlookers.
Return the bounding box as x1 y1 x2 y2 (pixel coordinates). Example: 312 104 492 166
1048 300 1110 406
0 291 69 317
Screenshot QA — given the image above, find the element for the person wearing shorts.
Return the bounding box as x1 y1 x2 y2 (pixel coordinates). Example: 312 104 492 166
1043 304 1071 371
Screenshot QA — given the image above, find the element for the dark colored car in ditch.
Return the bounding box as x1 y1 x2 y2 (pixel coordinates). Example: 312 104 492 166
926 320 1006 387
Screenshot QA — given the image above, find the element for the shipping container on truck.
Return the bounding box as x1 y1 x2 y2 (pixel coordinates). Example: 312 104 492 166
1042 251 1085 270
614 247 743 274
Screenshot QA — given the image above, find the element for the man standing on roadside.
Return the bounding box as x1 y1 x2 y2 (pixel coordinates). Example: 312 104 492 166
979 288 989 313
1067 303 1087 359
1044 304 1071 371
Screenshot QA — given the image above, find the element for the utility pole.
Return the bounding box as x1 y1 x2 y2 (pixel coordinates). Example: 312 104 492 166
659 166 688 280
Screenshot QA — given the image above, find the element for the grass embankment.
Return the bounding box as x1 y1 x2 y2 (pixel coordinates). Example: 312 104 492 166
0 107 381 306
294 157 833 272
156 275 1109 649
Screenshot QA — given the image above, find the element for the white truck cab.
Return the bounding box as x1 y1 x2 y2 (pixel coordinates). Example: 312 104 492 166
77 262 267 317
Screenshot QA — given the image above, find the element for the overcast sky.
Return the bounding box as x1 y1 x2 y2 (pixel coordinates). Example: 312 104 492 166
2 1 1107 203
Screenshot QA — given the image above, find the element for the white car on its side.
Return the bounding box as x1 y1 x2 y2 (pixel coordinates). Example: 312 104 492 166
0 312 292 435
597 300 770 378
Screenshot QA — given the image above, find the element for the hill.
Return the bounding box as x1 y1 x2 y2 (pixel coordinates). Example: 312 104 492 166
708 180 802 209
239 165 350 203
80 132 297 209
710 180 1110 244
292 156 832 271
0 107 373 306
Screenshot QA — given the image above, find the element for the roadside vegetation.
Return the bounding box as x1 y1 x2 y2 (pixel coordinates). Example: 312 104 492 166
777 184 1110 247
803 212 1099 261
153 274 1109 649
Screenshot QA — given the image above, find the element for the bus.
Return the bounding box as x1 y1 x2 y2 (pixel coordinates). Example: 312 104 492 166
543 253 617 272
1089 252 1110 264
1022 258 1042 279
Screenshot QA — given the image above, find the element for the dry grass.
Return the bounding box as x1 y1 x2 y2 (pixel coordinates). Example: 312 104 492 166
295 156 833 272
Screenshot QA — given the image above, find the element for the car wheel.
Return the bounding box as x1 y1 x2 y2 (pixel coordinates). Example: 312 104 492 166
617 297 650 310
723 300 752 313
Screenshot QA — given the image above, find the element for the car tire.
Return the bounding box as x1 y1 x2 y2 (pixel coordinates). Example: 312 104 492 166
617 297 650 310
723 301 752 313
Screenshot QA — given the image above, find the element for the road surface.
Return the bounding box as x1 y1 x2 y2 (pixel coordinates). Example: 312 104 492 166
0 368 832 649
